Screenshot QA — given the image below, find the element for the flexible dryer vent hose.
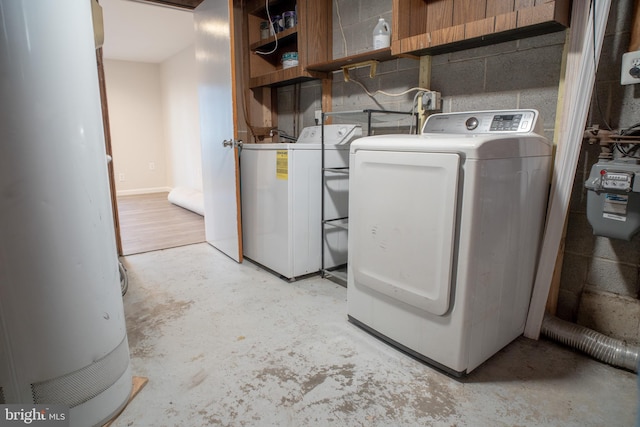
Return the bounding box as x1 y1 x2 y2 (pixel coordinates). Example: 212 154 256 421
541 314 639 373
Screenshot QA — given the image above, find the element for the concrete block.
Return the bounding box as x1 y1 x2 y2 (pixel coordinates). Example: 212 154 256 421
430 52 450 66
431 58 485 96
277 88 294 112
378 68 420 106
275 111 294 136
333 0 360 27
339 78 380 110
606 0 634 35
448 40 518 62
570 142 600 214
485 44 563 92
517 30 566 50
300 85 322 128
448 92 518 113
592 234 640 265
376 59 399 75
569 175 589 214
586 257 639 298
575 139 601 176
597 34 625 84
518 87 558 129
564 213 595 256
587 81 615 129
358 0 392 21
556 288 582 322
440 97 452 113
331 74 345 108
559 252 589 293
576 286 640 344
333 25 350 58
397 57 420 72
617 86 640 130
346 17 381 54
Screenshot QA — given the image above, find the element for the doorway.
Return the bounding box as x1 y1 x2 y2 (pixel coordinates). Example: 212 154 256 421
100 0 204 255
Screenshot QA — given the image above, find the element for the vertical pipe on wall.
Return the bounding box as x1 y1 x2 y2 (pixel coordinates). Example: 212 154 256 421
0 1 131 425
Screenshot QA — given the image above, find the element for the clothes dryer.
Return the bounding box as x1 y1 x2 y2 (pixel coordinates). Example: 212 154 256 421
347 110 551 375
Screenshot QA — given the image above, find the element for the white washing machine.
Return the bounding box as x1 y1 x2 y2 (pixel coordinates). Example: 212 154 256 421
241 125 361 280
347 110 552 376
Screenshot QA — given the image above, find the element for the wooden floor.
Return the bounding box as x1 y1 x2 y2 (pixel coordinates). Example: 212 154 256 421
117 192 205 256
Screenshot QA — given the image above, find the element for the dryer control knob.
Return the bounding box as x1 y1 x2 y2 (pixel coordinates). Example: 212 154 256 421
465 117 479 130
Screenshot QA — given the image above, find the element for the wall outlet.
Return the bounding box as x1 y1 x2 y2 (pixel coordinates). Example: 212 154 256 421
118 173 125 182
314 109 323 124
621 50 640 85
149 162 155 170
422 91 441 111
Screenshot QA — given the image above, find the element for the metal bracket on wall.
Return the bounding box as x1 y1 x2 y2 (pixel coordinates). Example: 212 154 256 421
341 60 379 82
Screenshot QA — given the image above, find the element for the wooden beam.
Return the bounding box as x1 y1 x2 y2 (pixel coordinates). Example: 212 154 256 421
544 29 571 315
96 48 123 256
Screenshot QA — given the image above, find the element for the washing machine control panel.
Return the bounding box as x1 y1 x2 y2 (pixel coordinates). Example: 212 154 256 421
423 110 539 134
297 124 363 144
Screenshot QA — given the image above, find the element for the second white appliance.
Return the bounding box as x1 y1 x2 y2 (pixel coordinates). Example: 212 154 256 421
241 125 360 280
347 110 552 376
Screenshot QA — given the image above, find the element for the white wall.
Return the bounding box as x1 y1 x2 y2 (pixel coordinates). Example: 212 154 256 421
160 45 202 191
104 59 168 194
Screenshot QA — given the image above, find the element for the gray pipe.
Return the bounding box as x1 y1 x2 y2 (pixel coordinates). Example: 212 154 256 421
541 314 639 373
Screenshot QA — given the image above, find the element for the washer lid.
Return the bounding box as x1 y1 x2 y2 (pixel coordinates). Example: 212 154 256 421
241 143 347 151
297 124 362 144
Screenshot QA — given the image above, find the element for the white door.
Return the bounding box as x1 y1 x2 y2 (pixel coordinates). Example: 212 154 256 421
195 0 242 262
349 150 460 316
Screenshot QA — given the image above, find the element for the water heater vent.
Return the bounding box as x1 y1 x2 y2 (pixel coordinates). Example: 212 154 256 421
31 336 129 407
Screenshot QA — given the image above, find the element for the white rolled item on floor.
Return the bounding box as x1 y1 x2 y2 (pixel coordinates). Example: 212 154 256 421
168 187 205 216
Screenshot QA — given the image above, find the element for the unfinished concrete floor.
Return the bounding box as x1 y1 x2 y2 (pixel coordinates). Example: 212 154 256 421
113 243 637 427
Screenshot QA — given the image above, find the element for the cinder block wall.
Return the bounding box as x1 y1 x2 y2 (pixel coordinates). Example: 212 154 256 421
277 0 640 341
277 0 417 136
559 0 640 344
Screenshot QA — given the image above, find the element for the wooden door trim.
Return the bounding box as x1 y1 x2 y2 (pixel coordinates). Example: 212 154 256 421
96 47 123 256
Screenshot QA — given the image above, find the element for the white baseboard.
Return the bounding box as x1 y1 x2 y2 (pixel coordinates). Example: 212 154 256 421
116 187 172 197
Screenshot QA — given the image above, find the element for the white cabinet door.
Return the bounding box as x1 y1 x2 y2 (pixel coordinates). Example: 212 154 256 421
195 0 242 262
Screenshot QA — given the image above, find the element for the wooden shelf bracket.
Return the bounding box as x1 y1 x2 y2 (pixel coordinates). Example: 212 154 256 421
341 60 379 82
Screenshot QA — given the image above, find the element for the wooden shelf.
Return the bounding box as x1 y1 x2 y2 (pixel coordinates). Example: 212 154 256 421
248 65 327 88
245 0 331 89
249 27 298 51
307 48 399 72
247 0 291 15
392 0 570 56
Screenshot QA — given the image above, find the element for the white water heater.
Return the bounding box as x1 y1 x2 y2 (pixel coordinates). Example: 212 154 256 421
0 1 132 426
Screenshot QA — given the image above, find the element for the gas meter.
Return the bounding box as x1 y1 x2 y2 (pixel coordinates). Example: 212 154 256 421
584 159 640 240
